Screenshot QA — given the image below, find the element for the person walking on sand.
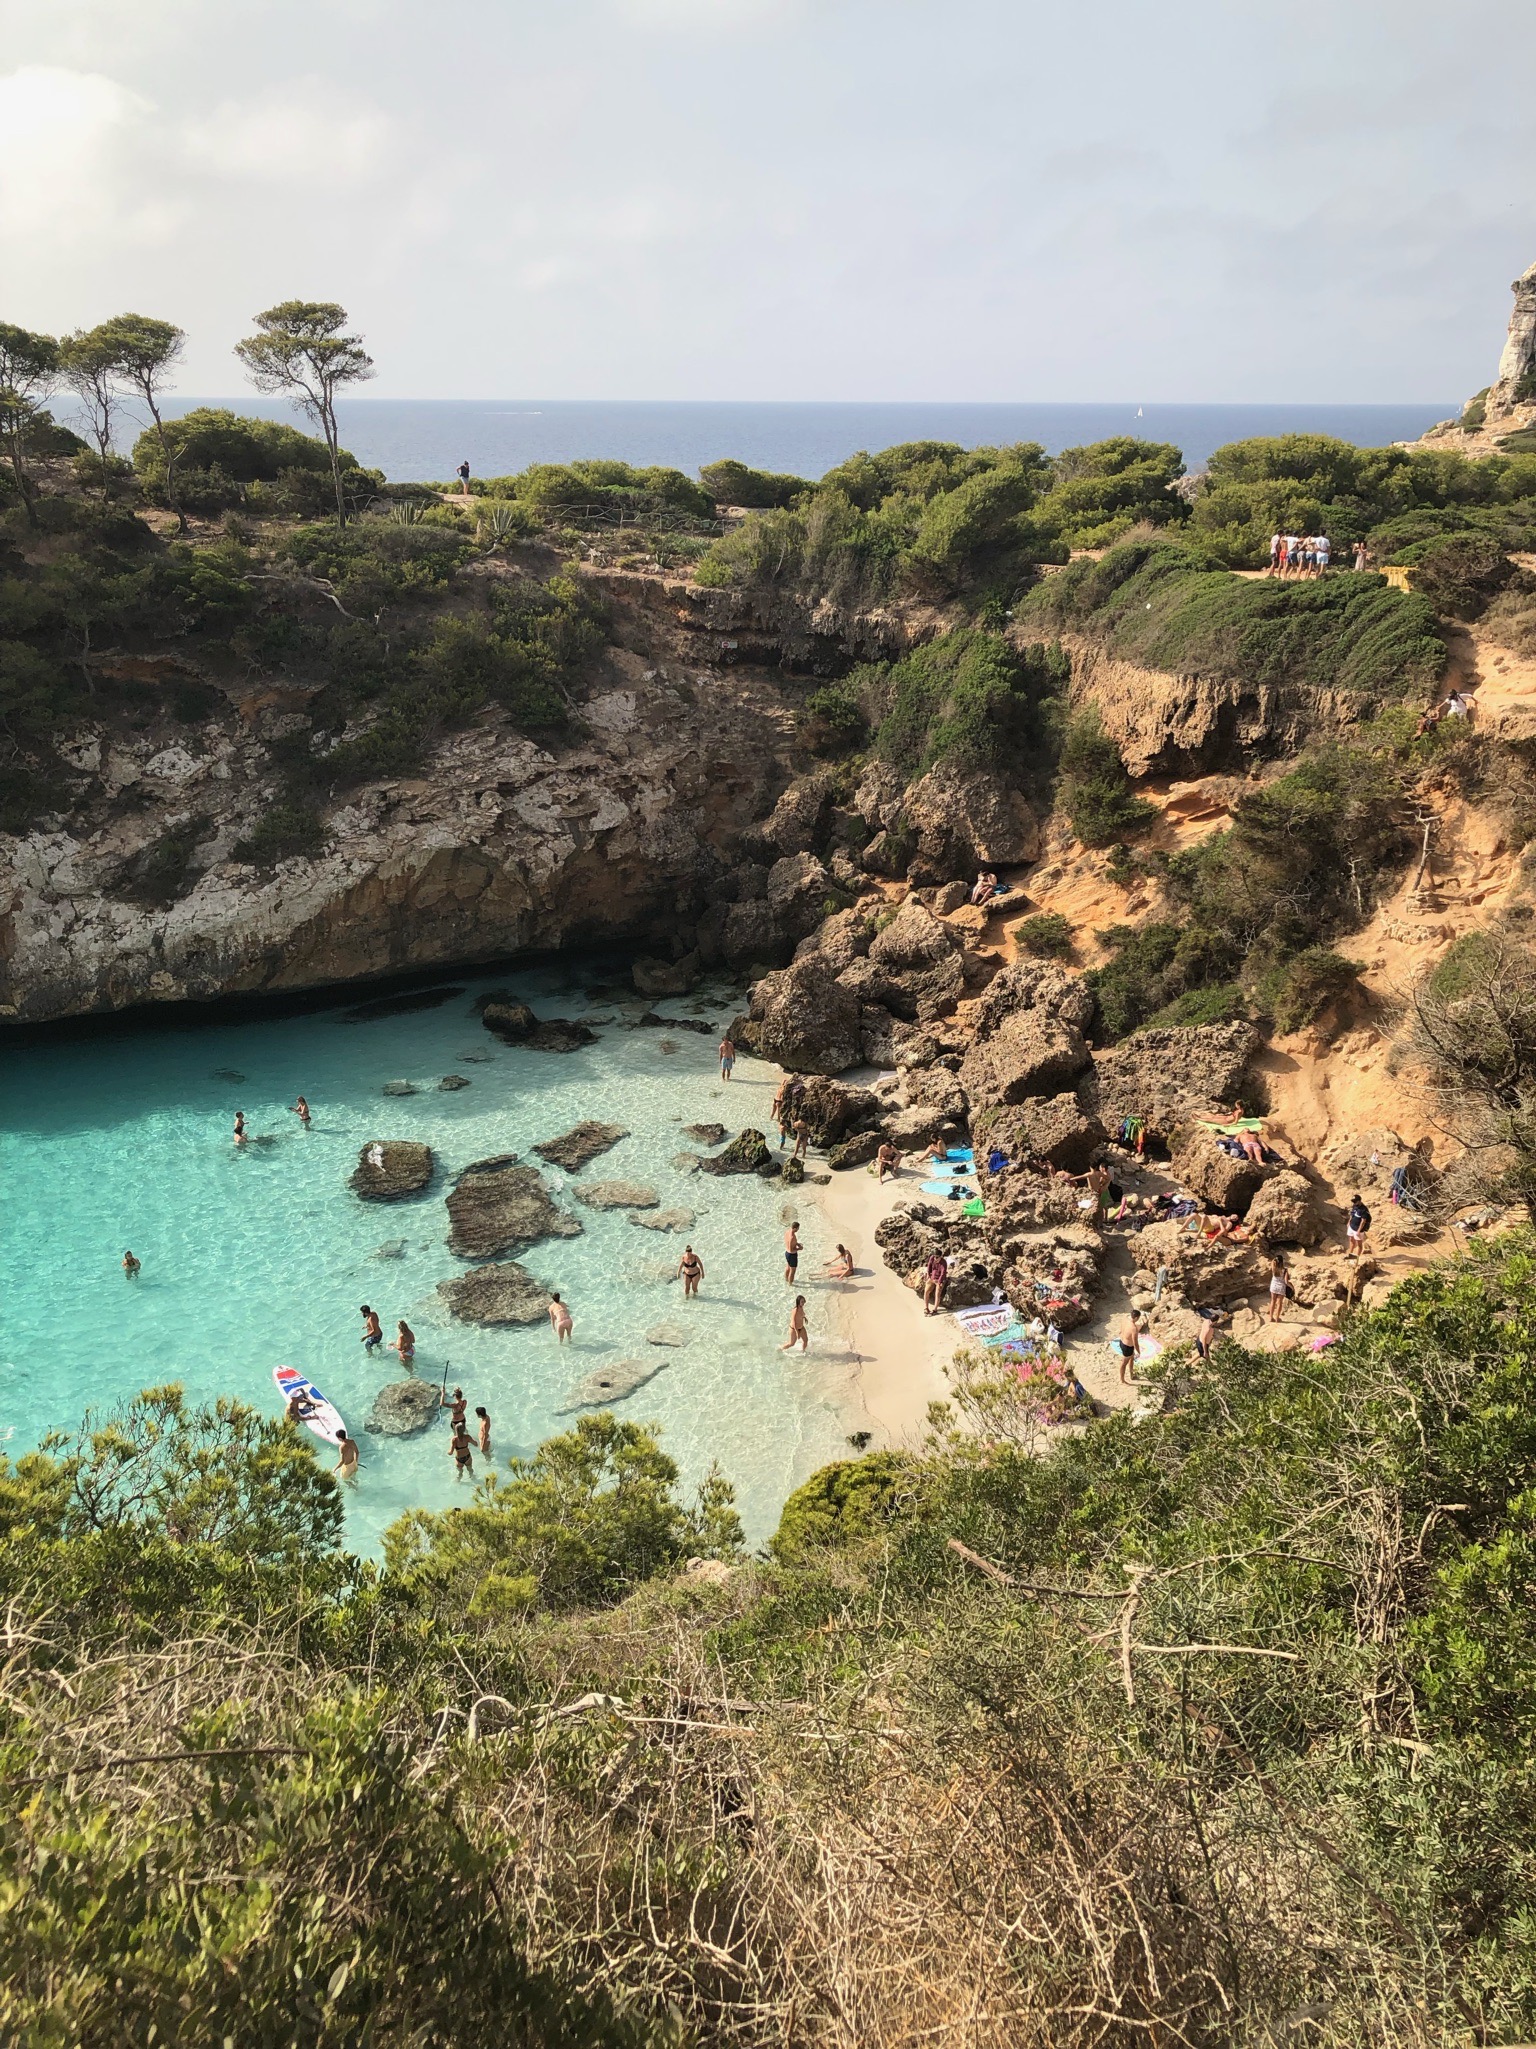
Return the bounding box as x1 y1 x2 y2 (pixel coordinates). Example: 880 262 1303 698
783 1221 801 1284
1346 1193 1372 1260
1268 1255 1289 1323
389 1319 416 1369
475 1405 492 1458
233 1110 247 1146
335 1429 360 1482
922 1250 948 1316
718 1033 736 1081
360 1305 383 1353
1112 1309 1145 1385
780 1294 809 1351
122 1249 141 1279
290 1096 311 1126
449 1421 474 1480
677 1244 704 1297
548 1292 574 1343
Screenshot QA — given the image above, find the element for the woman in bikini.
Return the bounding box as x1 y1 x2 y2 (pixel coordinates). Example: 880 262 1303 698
677 1244 705 1297
780 1295 809 1352
390 1319 416 1369
548 1293 574 1343
824 1244 854 1279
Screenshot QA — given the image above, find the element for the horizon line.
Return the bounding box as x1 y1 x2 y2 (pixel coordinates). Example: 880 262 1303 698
165 394 1457 411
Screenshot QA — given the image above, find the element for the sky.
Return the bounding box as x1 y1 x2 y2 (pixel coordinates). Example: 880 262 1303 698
0 0 1532 404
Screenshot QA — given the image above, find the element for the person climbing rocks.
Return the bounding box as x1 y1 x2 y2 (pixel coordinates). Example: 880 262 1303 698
360 1305 383 1352
780 1295 809 1352
122 1250 141 1279
548 1293 574 1343
1346 1194 1372 1259
718 1033 736 1081
784 1221 801 1283
678 1244 705 1296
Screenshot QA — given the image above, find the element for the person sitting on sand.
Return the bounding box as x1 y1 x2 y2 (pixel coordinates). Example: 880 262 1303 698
122 1249 141 1279
677 1244 705 1297
824 1243 854 1279
449 1423 474 1480
335 1429 359 1481
389 1319 416 1368
922 1138 950 1165
876 1141 901 1183
780 1295 809 1351
548 1293 574 1343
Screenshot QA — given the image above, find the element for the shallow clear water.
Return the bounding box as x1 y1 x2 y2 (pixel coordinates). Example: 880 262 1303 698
0 964 864 1552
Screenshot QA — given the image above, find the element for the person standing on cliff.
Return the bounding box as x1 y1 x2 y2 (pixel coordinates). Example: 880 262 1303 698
456 460 471 495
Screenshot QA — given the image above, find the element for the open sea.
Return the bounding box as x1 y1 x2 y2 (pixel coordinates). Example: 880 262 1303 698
0 963 862 1554
160 398 1453 486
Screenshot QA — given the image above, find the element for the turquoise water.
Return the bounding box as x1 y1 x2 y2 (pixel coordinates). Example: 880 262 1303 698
0 964 864 1551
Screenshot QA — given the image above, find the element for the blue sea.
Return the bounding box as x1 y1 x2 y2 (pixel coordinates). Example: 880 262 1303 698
0 963 861 1554
161 398 1453 486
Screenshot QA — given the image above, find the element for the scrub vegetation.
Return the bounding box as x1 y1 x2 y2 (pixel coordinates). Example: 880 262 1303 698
6 1237 1536 2045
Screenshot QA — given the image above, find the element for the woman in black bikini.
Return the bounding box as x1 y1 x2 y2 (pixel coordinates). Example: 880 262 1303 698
678 1245 705 1297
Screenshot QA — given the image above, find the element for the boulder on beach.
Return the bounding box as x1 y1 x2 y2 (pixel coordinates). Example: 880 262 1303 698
533 1120 629 1173
445 1155 583 1259
366 1379 442 1437
577 1180 660 1210
557 1357 668 1414
684 1122 727 1146
437 1074 471 1091
972 1097 1106 1175
350 1141 434 1201
828 1130 884 1170
741 957 862 1074
630 1208 695 1231
482 1001 596 1053
438 1260 552 1325
633 952 700 998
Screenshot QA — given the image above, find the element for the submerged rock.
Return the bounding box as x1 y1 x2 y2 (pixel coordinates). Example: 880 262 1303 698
482 1001 596 1053
633 952 700 997
533 1120 629 1172
577 1180 659 1210
350 1141 434 1201
366 1379 442 1437
557 1357 668 1413
671 1152 702 1173
646 1321 690 1347
629 1208 695 1231
437 1074 471 1091
632 1011 714 1036
438 1260 552 1325
381 1079 418 1097
372 1238 408 1259
210 1068 246 1083
445 1156 583 1259
683 1122 727 1146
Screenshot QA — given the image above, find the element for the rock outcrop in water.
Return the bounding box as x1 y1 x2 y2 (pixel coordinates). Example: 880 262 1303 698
366 1379 442 1436
533 1121 629 1172
557 1357 667 1413
576 1181 659 1210
481 1002 596 1053
438 1260 552 1325
350 1141 434 1201
445 1157 583 1259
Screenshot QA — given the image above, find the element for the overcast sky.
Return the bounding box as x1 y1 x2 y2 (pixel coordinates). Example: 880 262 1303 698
1 0 1531 403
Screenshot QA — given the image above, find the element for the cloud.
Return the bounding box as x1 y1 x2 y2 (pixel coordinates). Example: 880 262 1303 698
0 65 172 245
181 78 393 189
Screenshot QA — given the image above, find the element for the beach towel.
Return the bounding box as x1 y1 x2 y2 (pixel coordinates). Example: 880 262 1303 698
922 1178 975 1198
953 1304 1016 1339
961 1197 986 1218
946 1147 975 1163
1199 1117 1265 1134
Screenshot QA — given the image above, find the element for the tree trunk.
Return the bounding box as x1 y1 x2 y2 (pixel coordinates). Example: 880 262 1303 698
148 398 185 534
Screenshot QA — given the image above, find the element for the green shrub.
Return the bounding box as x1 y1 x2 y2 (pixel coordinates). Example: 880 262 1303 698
1057 709 1154 846
698 457 810 508
870 631 1067 779
1143 981 1249 1030
800 677 869 751
770 1450 916 1562
233 800 326 867
1254 946 1361 1032
1014 911 1073 958
1395 531 1515 619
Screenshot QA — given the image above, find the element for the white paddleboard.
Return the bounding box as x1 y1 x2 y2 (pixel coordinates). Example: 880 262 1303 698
273 1364 347 1446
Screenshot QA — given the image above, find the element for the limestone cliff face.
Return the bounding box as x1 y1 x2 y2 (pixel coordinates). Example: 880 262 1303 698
1061 632 1367 778
1489 258 1536 429
0 659 793 1022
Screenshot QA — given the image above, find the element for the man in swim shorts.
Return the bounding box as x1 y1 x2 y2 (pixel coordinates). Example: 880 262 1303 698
718 1034 735 1081
335 1429 359 1481
360 1305 383 1352
784 1222 801 1283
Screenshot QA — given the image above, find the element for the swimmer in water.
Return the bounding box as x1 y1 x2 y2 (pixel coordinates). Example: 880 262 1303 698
360 1305 383 1352
548 1293 574 1343
449 1423 474 1480
475 1405 492 1457
389 1319 416 1369
122 1250 141 1279
290 1095 311 1126
233 1111 247 1146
